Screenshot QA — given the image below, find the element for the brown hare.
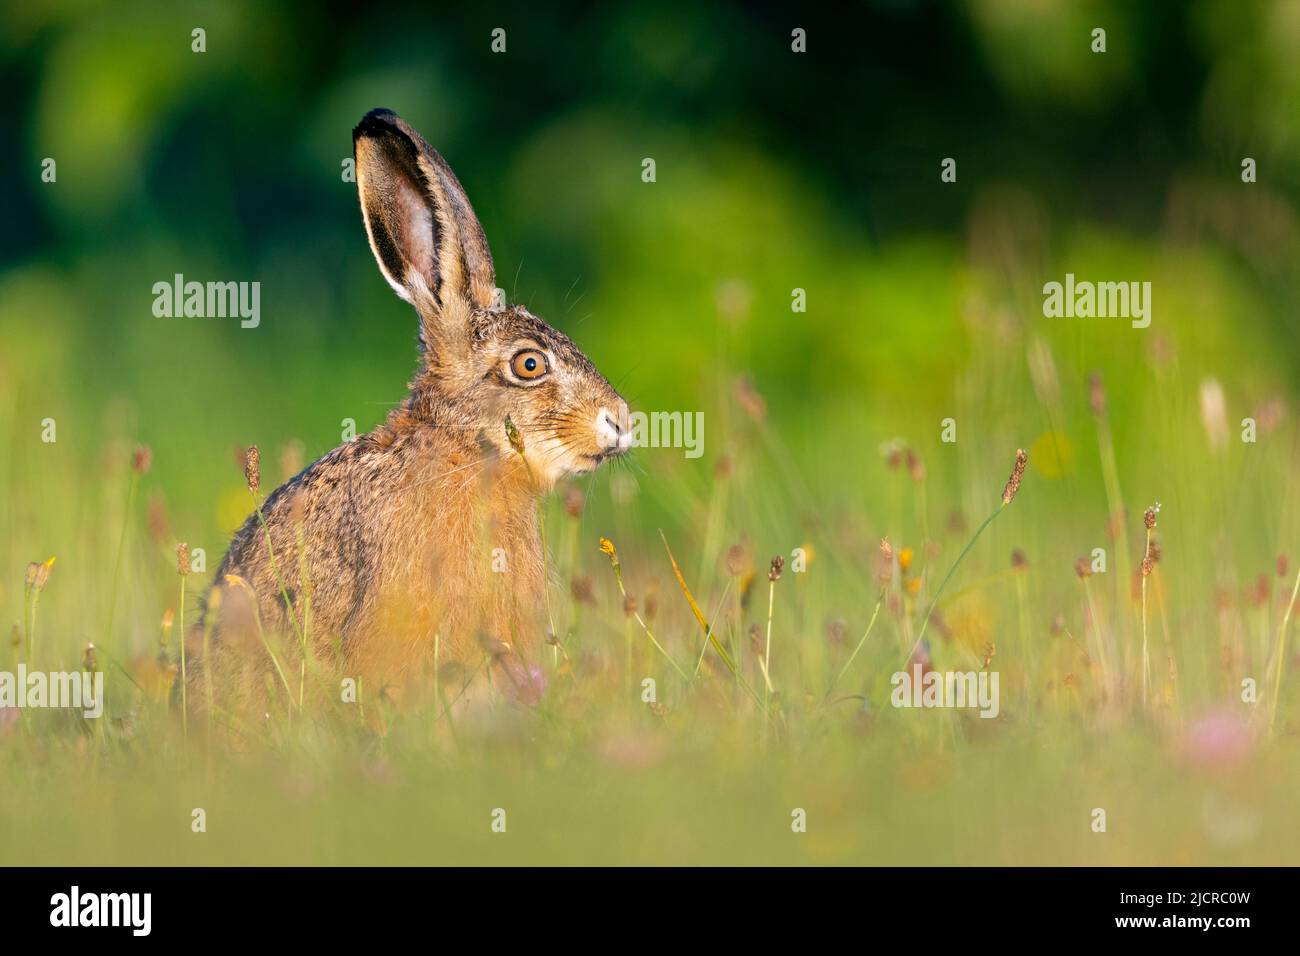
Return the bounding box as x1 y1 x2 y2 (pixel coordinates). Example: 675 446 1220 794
189 109 630 714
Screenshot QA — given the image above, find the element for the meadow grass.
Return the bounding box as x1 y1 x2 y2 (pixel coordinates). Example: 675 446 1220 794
2 302 1298 866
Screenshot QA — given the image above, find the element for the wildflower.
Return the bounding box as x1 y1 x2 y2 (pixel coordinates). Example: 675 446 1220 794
1179 708 1256 769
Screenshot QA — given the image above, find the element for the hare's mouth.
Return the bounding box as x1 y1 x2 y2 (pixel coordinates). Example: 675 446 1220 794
580 447 626 470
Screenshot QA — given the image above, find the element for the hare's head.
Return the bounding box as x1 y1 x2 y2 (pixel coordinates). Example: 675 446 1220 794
353 109 630 487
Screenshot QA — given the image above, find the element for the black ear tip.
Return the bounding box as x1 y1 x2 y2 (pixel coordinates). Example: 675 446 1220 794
353 108 401 142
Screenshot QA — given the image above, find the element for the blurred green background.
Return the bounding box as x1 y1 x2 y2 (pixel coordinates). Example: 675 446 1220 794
2 4 1296 496
2 0 1298 662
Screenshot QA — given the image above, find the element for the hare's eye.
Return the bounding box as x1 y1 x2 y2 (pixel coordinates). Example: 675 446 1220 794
510 350 549 381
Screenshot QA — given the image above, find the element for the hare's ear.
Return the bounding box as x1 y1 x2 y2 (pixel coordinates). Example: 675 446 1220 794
353 109 497 349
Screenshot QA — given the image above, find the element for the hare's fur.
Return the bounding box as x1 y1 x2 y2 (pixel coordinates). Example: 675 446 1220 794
186 110 629 712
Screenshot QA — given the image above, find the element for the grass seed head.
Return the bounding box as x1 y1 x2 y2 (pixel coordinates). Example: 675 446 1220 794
768 554 785 582
288 488 306 524
564 486 584 519
81 642 97 672
1074 556 1093 579
244 444 261 495
25 557 55 596
725 543 748 577
279 439 305 480
176 542 190 577
504 416 525 456
131 444 152 474
906 447 926 483
1002 449 1028 505
1087 371 1106 417
1143 502 1161 529
733 376 767 422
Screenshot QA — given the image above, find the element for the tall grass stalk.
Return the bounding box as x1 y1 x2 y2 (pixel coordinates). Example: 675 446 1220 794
201 588 219 734
224 574 295 709
177 555 189 737
104 465 140 653
906 450 1027 664
1269 564 1300 734
826 589 884 698
599 537 690 681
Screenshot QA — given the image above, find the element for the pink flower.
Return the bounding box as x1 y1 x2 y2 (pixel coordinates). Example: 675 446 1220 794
500 660 547 706
1179 708 1257 769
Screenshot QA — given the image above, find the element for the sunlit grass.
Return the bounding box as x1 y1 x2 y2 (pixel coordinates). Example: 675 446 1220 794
1 318 1297 865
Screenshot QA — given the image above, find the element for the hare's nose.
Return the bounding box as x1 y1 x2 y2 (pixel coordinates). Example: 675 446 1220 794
597 402 632 453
